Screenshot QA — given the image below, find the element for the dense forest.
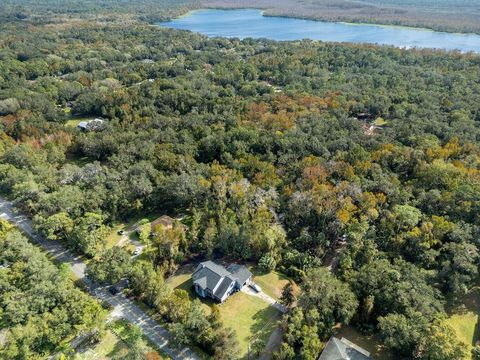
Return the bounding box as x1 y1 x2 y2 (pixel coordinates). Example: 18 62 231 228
0 1 480 359
0 220 106 358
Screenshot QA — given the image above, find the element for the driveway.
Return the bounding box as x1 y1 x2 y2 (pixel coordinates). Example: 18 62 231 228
0 196 199 360
242 285 288 314
117 231 145 258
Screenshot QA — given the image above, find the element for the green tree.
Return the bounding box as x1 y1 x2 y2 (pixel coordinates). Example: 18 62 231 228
414 316 468 360
299 268 358 336
86 246 131 284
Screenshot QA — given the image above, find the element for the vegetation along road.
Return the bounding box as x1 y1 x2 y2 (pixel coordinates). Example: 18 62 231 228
0 195 200 360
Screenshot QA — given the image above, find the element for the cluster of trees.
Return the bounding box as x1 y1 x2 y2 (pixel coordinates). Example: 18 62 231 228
1 5 479 359
0 0 198 24
0 220 106 359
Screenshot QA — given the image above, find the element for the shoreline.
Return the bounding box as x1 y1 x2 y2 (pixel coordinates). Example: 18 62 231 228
159 7 480 43
188 5 480 36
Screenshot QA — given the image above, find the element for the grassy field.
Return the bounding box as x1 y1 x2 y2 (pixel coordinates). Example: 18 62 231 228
250 267 290 300
73 318 169 359
64 117 94 127
166 265 283 358
218 291 281 358
446 287 480 357
110 319 168 359
76 329 129 359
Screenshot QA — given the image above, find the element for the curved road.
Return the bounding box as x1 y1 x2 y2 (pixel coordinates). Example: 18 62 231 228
0 196 200 360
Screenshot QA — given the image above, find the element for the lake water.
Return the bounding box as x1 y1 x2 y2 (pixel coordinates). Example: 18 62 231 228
160 9 480 53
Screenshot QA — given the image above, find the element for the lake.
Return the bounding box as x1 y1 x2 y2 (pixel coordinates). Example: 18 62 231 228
160 9 480 53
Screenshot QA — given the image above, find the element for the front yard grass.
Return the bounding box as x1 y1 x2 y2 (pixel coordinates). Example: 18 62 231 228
73 319 170 360
218 291 281 358
446 286 480 357
166 265 282 358
110 319 169 359
250 267 290 300
80 329 129 359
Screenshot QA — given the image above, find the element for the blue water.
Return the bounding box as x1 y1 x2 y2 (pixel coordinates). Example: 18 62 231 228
160 9 480 53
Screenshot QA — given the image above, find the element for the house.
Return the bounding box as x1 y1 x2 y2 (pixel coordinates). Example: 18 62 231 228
151 215 175 231
134 215 188 237
77 118 105 131
319 337 373 360
134 215 177 235
192 261 252 302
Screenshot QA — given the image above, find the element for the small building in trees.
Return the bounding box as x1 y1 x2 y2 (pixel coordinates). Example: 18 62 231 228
150 215 175 233
77 118 105 131
318 337 373 360
134 215 184 236
192 261 252 303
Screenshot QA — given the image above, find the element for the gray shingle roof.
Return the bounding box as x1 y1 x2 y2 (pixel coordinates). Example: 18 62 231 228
319 337 372 360
192 261 230 293
214 276 234 299
227 263 252 285
192 261 252 301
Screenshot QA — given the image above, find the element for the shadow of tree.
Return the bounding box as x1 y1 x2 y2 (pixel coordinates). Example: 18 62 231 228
474 317 480 347
248 306 281 358
447 287 480 315
107 339 129 359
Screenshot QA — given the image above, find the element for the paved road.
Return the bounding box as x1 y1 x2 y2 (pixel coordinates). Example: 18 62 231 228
0 196 200 360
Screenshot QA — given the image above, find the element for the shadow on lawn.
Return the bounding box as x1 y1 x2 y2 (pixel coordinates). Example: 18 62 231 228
446 287 480 347
248 306 281 358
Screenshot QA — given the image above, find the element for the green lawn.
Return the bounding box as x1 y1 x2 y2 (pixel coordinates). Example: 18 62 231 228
105 223 137 251
250 267 290 300
166 271 191 290
110 319 169 359
64 117 93 127
72 320 167 360
166 267 213 314
166 266 282 358
446 287 480 357
78 329 129 359
218 291 281 358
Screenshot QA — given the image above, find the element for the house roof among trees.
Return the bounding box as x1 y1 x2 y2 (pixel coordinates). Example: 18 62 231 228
192 261 252 300
227 263 253 285
151 215 174 229
319 337 372 360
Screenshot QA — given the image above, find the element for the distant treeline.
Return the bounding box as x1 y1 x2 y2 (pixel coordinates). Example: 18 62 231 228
0 0 200 23
203 0 480 34
3 0 479 34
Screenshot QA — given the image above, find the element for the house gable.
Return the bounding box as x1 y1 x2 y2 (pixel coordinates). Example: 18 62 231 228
318 337 373 360
192 261 252 302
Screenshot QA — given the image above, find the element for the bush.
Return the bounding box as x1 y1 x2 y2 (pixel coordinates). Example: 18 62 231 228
473 346 480 360
259 254 276 273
